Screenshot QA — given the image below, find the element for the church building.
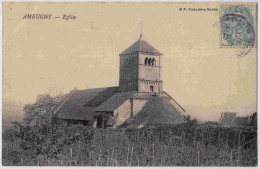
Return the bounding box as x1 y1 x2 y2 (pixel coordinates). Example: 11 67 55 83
55 32 188 128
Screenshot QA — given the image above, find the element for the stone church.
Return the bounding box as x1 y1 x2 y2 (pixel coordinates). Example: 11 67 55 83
55 33 188 128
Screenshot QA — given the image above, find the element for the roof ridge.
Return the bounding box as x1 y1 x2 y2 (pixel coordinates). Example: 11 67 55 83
163 91 186 112
120 39 162 56
78 86 118 92
53 89 77 116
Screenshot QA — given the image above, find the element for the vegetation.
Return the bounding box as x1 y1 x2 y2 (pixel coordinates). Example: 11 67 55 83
2 94 257 166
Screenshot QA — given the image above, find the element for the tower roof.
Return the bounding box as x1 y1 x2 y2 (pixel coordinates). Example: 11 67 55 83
120 38 163 56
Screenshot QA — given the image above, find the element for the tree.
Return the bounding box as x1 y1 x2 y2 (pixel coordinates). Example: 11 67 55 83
23 94 65 126
250 112 257 127
11 94 65 157
11 93 93 159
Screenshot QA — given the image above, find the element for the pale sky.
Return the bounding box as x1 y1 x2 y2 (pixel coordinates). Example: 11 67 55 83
3 2 257 121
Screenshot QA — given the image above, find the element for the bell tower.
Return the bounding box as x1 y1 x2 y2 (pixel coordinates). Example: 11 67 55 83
119 32 163 93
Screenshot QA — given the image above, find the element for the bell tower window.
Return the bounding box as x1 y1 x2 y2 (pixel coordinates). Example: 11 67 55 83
148 58 151 65
152 58 155 66
145 57 148 65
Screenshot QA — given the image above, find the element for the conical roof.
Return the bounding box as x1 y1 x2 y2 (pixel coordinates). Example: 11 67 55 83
119 95 186 128
120 37 163 56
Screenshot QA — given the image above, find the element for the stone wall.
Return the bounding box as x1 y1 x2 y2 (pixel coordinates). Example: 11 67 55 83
119 52 162 93
138 53 162 93
119 53 139 92
113 98 148 127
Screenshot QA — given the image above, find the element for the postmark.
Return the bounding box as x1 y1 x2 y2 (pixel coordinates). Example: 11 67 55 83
221 14 255 48
220 5 255 48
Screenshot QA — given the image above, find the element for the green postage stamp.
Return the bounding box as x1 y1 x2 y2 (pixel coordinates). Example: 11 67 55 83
220 4 256 48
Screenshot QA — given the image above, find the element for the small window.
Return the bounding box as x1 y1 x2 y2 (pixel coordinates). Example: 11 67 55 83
148 58 151 65
150 86 154 92
152 58 155 66
145 57 148 65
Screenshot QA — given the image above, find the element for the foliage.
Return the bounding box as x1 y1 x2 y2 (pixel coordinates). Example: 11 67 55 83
2 93 257 166
3 93 94 164
3 123 257 166
23 94 64 126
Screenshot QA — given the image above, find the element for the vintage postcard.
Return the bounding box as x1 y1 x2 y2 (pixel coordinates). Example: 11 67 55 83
2 1 257 166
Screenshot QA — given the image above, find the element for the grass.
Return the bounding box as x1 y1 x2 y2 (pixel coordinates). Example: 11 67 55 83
2 123 257 166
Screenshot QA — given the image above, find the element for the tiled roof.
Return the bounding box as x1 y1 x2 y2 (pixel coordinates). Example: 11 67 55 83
56 87 118 121
122 95 186 128
84 87 119 107
55 87 187 128
95 91 137 112
120 39 163 56
231 117 250 126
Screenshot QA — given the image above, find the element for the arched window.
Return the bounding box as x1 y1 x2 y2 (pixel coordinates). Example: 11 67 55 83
152 58 155 66
144 57 148 65
148 58 151 65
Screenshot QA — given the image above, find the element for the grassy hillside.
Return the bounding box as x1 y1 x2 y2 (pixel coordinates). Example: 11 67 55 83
2 102 25 126
2 123 257 166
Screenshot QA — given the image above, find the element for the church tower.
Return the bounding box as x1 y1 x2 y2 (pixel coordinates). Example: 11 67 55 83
119 33 163 93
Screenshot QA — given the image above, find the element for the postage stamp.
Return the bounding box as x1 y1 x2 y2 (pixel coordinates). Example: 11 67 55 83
220 4 256 48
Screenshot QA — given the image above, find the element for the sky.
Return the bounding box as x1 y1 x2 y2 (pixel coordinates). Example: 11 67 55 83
3 2 257 121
